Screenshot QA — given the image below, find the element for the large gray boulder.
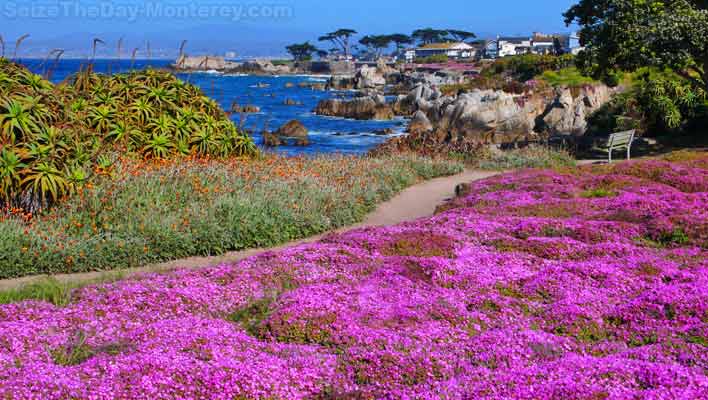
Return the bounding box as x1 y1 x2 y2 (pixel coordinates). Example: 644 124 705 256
314 96 394 120
392 83 443 116
408 111 433 135
355 65 387 89
539 86 612 136
436 90 532 144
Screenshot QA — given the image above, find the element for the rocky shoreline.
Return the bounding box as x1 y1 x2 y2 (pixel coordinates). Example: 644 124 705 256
176 56 617 152
311 61 615 153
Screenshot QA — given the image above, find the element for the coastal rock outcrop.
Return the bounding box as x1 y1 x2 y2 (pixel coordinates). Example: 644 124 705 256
326 76 357 91
298 82 326 91
356 65 387 90
433 90 534 144
326 64 393 92
377 82 615 155
537 85 613 136
239 60 293 75
314 95 394 120
407 111 433 135
393 83 443 115
231 104 261 114
173 56 296 75
263 120 309 146
174 56 236 71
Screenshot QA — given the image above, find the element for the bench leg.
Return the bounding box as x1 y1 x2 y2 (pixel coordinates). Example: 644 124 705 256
608 148 613 164
627 146 631 160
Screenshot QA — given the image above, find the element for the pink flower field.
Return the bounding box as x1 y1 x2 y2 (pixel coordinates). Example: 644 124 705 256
1 154 707 399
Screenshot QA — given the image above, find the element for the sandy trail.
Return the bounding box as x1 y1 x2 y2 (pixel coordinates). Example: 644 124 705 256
0 169 499 291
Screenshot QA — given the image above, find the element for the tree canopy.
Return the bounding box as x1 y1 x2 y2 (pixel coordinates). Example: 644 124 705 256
412 29 449 45
388 34 414 51
286 42 318 61
359 35 393 58
447 30 476 42
318 29 358 59
564 0 708 91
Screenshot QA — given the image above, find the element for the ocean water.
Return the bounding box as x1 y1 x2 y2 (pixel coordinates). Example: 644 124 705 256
18 59 405 155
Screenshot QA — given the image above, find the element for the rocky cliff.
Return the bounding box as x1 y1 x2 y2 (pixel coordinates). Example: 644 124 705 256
377 82 616 154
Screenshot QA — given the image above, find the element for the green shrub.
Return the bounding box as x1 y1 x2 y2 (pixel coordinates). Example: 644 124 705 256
491 54 576 82
541 68 598 87
416 54 449 64
587 68 707 139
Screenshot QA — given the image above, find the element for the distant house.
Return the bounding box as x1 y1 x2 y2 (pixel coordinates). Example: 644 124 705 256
484 40 499 59
531 33 556 55
414 42 475 60
403 48 417 63
467 40 490 60
497 36 532 57
482 33 581 59
569 33 583 55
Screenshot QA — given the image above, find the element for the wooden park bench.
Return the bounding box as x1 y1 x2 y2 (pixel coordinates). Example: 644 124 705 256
593 130 636 163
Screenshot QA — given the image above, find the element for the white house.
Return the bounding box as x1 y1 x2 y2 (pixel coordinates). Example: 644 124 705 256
531 33 555 55
569 33 583 55
414 42 475 60
497 36 532 57
484 40 499 59
403 48 417 63
481 33 582 59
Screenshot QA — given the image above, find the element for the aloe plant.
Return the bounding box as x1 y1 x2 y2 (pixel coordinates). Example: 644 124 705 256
0 59 257 211
21 161 69 204
0 148 26 200
143 132 173 159
0 99 40 143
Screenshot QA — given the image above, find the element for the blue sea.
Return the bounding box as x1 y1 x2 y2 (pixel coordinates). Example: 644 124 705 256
18 59 405 155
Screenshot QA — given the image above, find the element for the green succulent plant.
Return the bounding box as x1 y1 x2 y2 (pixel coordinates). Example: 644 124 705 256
0 61 257 211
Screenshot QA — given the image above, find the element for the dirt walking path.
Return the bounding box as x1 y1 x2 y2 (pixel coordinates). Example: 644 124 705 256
0 170 500 291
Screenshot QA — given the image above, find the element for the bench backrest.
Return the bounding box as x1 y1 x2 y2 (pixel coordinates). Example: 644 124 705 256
608 130 635 148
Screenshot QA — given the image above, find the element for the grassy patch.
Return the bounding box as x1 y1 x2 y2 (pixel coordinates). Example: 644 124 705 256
581 188 617 198
469 146 576 171
540 68 598 87
0 273 125 306
653 228 691 247
49 331 95 366
227 293 278 338
0 154 462 279
685 334 708 347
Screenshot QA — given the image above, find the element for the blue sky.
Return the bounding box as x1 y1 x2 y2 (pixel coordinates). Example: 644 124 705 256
1 0 578 57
